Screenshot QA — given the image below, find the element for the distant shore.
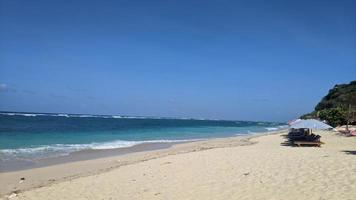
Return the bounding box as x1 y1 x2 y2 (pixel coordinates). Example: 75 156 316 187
1 130 355 200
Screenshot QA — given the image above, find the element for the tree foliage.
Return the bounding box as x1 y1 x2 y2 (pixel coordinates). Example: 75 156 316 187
315 81 356 111
301 80 356 127
318 108 346 127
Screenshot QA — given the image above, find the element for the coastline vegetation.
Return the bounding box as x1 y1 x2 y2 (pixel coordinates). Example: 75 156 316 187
301 80 356 127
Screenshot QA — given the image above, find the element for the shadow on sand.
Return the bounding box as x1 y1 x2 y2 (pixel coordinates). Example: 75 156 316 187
342 150 356 155
280 134 295 147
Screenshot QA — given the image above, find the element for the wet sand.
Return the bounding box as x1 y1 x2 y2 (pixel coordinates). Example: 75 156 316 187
0 142 178 172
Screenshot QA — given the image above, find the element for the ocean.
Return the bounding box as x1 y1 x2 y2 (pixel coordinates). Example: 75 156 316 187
0 112 287 165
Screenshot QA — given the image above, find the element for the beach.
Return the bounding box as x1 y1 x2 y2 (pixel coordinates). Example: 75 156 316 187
0 130 355 200
1 0 355 199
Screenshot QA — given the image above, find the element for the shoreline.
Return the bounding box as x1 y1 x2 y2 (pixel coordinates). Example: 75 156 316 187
0 130 283 173
1 129 355 199
0 130 281 197
0 142 178 172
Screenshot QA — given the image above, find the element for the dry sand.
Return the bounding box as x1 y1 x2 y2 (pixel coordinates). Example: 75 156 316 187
1 130 355 200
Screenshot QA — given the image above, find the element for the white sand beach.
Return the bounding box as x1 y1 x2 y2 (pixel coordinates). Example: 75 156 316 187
1 130 355 200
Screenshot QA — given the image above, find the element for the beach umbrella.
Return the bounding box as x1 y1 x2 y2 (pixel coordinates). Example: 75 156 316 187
290 119 332 130
288 119 302 125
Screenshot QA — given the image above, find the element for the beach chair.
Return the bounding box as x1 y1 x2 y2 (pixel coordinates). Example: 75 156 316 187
293 140 324 147
288 128 308 141
287 128 323 147
349 131 356 137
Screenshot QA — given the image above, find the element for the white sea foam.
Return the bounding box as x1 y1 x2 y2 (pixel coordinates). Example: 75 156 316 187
0 112 234 121
278 125 289 129
56 114 69 117
90 139 197 149
265 127 279 131
264 125 289 132
235 133 248 136
16 113 38 117
77 115 98 118
112 115 123 119
0 112 40 117
0 139 199 161
3 113 16 116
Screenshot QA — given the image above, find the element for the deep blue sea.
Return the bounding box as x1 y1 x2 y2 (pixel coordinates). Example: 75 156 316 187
0 112 286 162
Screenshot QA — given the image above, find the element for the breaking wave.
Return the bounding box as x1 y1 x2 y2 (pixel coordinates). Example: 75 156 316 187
0 139 199 161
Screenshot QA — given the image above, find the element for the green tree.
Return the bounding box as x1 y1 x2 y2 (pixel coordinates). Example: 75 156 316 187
318 107 346 127
300 80 356 127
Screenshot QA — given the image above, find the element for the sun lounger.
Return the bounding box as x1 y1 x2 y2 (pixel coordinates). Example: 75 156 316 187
349 131 356 136
288 128 308 140
338 130 356 137
305 133 321 142
287 128 323 147
293 141 324 147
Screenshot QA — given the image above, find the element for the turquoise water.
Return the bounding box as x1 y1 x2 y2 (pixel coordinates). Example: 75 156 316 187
0 112 286 161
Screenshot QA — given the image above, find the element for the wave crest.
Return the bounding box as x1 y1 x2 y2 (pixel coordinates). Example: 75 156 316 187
0 139 198 161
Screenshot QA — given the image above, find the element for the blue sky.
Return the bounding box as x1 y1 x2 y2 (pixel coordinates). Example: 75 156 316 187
0 0 355 122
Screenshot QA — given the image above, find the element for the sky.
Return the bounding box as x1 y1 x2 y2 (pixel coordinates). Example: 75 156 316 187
0 0 355 122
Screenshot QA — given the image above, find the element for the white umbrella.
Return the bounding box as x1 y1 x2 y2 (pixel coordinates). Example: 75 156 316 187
290 119 332 130
288 119 302 125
